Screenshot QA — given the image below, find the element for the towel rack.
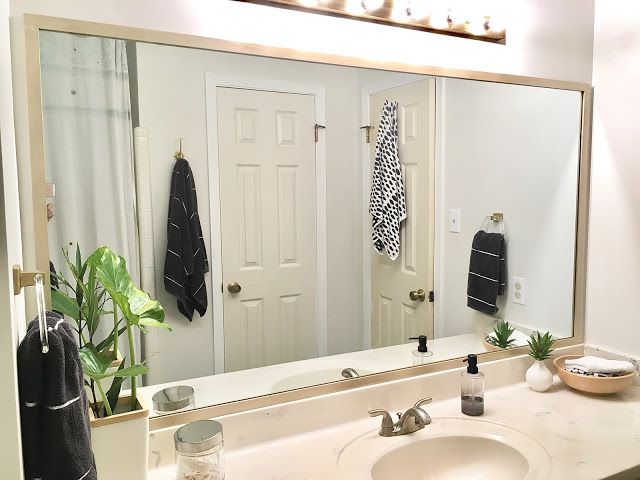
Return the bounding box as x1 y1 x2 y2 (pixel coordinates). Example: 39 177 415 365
480 212 505 234
34 273 49 353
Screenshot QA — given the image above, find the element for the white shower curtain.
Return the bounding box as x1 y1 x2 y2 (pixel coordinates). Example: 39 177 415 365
40 31 141 368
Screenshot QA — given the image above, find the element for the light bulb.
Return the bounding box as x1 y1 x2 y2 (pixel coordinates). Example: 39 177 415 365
429 6 451 29
346 0 365 14
466 16 489 35
486 14 506 33
410 0 432 20
391 0 412 22
361 0 384 11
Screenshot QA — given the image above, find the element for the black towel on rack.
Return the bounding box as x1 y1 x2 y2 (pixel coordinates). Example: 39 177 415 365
164 157 209 321
467 231 506 315
17 312 97 480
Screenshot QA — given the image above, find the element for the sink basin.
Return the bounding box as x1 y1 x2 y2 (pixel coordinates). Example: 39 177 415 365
270 368 373 393
338 417 550 480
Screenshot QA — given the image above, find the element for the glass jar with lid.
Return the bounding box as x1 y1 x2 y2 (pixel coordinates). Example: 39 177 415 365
174 419 225 480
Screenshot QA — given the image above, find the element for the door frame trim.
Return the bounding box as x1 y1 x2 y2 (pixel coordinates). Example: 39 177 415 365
205 74 328 373
360 76 437 350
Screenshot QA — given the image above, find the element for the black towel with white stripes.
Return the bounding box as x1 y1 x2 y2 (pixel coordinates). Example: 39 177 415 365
164 158 209 321
467 230 506 315
17 312 97 480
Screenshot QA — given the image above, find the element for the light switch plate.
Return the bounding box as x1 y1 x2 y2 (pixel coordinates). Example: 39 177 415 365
449 209 461 233
512 276 526 305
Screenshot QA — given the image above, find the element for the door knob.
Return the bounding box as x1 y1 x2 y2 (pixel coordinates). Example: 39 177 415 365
409 289 426 302
227 282 242 294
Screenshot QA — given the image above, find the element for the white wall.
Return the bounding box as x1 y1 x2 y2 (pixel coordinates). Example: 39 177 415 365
438 79 581 339
136 43 364 383
0 0 26 476
585 1 640 356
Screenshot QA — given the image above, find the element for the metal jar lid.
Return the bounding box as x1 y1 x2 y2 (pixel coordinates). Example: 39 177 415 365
152 385 195 413
174 420 224 455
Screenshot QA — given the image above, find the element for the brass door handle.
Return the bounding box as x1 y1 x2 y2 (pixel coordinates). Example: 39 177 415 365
409 289 426 302
227 282 242 294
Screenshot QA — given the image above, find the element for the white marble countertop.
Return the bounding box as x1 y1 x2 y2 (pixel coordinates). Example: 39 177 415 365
151 377 640 480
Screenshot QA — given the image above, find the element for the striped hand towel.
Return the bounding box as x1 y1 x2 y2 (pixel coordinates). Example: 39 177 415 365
467 231 506 315
18 312 97 480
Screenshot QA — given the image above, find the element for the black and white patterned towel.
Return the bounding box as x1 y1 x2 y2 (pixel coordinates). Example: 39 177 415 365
369 100 406 260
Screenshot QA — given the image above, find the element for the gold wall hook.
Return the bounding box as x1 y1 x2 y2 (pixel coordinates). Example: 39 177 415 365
13 265 45 295
175 137 185 160
491 212 504 222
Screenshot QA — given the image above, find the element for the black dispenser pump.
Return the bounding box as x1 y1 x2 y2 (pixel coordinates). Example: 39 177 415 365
463 354 479 374
410 335 428 353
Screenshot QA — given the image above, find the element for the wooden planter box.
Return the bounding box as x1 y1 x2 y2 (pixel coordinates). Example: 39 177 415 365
89 395 149 480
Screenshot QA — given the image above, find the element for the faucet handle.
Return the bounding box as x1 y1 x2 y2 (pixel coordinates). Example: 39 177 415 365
414 397 432 409
369 409 395 436
369 409 392 421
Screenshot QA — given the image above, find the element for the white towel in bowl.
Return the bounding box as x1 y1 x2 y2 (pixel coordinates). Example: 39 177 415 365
564 356 635 375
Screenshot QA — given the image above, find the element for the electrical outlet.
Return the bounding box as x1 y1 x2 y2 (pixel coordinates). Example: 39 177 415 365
512 276 526 305
449 209 461 233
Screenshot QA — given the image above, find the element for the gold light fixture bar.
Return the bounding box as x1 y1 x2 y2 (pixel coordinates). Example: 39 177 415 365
233 0 506 44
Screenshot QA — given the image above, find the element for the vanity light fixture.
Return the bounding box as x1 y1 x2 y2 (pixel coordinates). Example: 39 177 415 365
233 0 506 44
361 0 384 11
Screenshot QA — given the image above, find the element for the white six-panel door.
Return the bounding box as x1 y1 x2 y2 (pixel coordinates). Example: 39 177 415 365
216 87 318 372
370 79 436 348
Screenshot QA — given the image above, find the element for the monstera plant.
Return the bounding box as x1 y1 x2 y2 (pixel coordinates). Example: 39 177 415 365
52 245 171 417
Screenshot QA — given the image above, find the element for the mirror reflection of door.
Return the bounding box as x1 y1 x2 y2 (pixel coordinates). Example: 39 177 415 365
370 79 436 348
216 87 318 372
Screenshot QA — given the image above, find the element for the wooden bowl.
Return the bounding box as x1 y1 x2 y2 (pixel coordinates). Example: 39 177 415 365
553 355 636 395
482 337 501 352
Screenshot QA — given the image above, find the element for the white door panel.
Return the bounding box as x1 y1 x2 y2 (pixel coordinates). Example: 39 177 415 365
370 79 436 348
217 87 317 372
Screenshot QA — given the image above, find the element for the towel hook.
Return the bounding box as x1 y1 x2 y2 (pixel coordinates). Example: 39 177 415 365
480 213 505 234
175 137 185 160
34 273 49 354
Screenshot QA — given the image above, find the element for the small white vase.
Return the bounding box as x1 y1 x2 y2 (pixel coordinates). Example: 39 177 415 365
526 360 553 392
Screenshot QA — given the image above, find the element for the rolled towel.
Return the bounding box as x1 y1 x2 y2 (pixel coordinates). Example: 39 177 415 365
565 356 635 375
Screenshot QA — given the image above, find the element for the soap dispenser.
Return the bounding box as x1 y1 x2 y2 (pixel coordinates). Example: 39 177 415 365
410 335 433 365
461 354 484 416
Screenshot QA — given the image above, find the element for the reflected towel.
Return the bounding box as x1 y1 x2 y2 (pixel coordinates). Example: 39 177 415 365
369 100 406 261
467 231 506 315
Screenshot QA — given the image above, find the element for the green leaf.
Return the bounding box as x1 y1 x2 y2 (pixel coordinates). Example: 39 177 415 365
112 364 148 378
88 246 170 331
490 320 516 349
79 344 113 381
94 326 127 352
51 289 81 322
527 331 555 361
105 361 126 415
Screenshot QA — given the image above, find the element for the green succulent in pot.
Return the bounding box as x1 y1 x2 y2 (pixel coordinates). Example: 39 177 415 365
486 319 516 349
52 245 171 417
527 331 555 361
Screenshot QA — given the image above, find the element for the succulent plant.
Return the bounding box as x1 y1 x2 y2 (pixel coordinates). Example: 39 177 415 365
487 320 516 349
528 331 555 361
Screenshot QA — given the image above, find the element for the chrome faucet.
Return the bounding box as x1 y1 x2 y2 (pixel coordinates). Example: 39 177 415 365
341 368 360 379
368 398 432 437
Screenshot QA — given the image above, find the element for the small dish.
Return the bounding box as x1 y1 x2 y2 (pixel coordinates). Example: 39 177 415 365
553 355 636 395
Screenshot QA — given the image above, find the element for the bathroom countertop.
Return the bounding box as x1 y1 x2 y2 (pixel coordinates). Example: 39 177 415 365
151 378 640 480
140 333 486 417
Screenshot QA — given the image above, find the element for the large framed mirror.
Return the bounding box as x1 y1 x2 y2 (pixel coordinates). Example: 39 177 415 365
23 15 591 429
